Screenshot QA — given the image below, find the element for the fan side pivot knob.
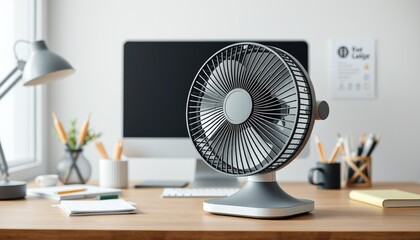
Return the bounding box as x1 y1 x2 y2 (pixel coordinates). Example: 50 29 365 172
315 100 329 120
223 88 253 124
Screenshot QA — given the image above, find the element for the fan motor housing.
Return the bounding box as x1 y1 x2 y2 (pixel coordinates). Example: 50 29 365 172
223 88 253 124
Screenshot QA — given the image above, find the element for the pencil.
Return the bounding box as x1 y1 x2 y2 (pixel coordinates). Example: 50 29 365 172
52 112 68 145
328 138 343 164
56 188 86 195
94 138 109 159
315 135 327 164
113 139 123 160
77 113 91 147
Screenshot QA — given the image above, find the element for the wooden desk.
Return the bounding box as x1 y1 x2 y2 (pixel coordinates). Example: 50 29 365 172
0 182 419 240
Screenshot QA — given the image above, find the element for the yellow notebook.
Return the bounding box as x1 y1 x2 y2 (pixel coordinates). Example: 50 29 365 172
349 189 420 208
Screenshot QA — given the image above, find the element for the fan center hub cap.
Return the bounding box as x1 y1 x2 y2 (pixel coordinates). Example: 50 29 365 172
223 88 253 124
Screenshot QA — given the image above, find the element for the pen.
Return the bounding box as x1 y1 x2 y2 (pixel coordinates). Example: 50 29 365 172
56 188 86 195
366 135 380 157
362 134 375 157
342 137 351 159
357 133 366 156
113 139 123 160
95 194 119 200
315 135 327 164
343 135 355 181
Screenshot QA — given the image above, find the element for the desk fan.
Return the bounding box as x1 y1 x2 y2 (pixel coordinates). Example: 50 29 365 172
186 42 329 218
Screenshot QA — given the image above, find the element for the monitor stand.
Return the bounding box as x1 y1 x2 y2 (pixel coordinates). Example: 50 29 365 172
189 159 240 187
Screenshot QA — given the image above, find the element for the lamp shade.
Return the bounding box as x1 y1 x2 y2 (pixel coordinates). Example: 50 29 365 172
22 40 74 86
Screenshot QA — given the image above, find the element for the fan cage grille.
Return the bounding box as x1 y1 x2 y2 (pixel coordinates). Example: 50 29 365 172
260 47 313 174
186 43 313 176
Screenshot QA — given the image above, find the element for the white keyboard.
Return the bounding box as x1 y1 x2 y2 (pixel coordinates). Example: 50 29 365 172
161 188 239 198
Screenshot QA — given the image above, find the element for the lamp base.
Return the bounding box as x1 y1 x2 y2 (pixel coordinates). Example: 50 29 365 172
203 173 313 218
0 180 26 200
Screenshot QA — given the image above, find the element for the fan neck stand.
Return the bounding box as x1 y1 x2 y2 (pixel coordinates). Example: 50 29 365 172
189 159 240 187
203 172 314 218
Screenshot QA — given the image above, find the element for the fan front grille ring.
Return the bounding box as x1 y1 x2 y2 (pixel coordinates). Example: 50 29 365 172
186 43 314 176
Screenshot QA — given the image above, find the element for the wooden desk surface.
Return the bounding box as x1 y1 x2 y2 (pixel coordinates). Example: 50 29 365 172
1 182 420 240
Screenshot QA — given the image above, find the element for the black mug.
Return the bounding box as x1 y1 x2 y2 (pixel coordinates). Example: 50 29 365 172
308 162 341 189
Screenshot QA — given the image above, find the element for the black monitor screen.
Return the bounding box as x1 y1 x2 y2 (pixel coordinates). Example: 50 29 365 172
123 41 308 137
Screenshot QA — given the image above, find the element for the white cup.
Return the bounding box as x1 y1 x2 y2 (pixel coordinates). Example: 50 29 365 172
35 174 59 187
99 159 128 188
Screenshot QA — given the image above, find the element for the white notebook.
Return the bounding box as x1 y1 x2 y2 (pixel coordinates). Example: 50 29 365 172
28 185 122 200
56 199 137 216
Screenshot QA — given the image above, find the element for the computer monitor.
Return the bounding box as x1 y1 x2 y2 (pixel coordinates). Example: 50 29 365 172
123 41 309 185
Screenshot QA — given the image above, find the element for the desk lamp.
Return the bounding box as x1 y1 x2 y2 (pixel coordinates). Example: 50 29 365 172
0 40 74 200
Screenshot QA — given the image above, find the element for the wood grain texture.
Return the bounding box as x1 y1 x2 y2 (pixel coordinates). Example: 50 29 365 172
1 182 420 240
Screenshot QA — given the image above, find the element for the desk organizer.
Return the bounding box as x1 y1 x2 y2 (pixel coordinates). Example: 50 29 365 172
99 159 128 188
342 156 371 188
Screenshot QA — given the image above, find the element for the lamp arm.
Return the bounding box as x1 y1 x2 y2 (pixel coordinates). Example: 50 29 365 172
0 66 19 88
0 61 26 101
0 74 23 102
0 141 9 182
13 40 30 61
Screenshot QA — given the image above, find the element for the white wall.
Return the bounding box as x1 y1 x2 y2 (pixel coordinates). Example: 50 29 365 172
46 0 420 182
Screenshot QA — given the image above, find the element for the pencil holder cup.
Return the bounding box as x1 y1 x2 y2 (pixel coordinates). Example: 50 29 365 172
308 162 341 189
342 156 371 188
99 159 128 188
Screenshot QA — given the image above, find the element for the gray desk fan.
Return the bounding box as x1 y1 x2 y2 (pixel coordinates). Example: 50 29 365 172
186 42 329 218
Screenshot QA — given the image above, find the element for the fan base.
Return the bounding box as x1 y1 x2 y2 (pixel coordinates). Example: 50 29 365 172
203 177 313 219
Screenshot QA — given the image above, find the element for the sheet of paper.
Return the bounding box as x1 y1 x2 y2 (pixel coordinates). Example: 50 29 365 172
330 39 376 100
28 184 121 200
